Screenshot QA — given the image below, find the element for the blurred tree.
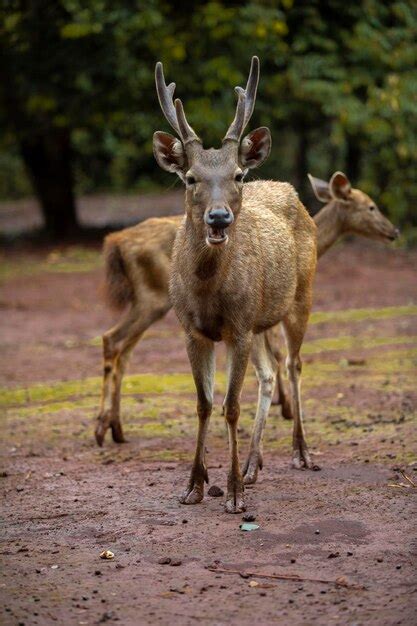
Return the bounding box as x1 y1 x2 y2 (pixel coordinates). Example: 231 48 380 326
0 0 416 238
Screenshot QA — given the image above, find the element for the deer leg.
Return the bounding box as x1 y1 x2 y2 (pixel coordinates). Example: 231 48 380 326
282 312 319 471
223 336 252 513
243 333 276 485
95 302 169 446
275 360 293 420
180 335 215 505
266 328 293 419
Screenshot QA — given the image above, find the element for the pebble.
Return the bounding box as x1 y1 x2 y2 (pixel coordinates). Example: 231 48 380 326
158 557 171 565
242 513 256 522
170 559 182 567
208 485 224 497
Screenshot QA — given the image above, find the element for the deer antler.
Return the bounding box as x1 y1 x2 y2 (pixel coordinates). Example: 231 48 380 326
223 56 260 143
155 62 200 145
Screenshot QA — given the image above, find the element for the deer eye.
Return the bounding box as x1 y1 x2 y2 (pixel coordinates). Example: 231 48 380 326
186 175 196 186
369 204 376 211
235 172 244 183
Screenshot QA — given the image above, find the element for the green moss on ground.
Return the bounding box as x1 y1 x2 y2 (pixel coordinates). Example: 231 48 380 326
310 305 417 326
0 247 101 282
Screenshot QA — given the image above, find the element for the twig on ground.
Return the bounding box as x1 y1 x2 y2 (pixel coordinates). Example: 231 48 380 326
388 483 411 489
207 567 366 590
399 470 416 488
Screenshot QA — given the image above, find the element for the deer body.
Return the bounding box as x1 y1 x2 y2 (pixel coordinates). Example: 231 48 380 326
172 181 306 341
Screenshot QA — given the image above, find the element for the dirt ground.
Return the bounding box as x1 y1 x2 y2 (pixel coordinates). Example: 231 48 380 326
1 235 416 626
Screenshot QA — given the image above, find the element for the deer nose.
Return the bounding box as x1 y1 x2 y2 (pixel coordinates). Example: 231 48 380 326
205 207 234 228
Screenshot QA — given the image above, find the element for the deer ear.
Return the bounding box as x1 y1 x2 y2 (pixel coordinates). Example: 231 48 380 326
329 171 352 200
308 173 332 203
153 131 186 178
239 127 271 169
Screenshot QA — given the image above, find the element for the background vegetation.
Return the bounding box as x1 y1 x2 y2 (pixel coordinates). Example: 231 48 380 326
0 0 416 238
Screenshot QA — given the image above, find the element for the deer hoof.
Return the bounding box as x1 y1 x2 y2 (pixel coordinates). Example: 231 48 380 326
111 421 126 444
281 401 293 420
292 448 318 470
225 495 246 514
95 422 107 447
243 469 258 485
179 485 204 505
242 453 262 485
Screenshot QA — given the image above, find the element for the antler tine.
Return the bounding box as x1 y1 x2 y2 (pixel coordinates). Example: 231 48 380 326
155 61 200 145
174 98 199 145
223 87 246 142
223 56 260 143
155 62 180 135
243 55 260 128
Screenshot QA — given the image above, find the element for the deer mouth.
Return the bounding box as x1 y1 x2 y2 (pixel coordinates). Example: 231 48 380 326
382 228 400 242
206 227 229 246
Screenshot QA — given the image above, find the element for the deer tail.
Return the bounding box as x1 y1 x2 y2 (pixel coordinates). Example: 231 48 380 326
102 237 134 312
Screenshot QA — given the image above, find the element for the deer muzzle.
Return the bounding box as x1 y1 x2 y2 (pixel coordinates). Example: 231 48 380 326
204 207 234 246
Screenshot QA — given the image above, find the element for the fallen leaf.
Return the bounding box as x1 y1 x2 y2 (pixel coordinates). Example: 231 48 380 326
240 523 260 532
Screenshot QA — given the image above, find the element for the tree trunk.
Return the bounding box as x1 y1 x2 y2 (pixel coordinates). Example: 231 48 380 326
345 135 362 183
20 128 79 238
294 123 309 203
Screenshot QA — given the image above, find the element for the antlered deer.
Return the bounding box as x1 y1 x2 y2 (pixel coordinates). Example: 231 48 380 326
150 56 317 513
95 171 399 456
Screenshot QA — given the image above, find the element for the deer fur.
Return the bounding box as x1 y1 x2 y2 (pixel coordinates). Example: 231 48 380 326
95 171 399 463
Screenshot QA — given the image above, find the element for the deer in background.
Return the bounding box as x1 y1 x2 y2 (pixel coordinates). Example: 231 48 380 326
270 170 400 416
151 56 317 512
95 170 399 453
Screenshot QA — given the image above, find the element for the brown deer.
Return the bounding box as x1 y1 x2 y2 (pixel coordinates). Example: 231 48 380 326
242 170 400 484
95 171 398 451
270 170 400 413
150 56 317 513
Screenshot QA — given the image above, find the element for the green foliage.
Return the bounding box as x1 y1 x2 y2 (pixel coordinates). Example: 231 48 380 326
0 0 416 231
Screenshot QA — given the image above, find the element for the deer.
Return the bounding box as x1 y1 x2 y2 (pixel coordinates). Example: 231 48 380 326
149 55 318 513
95 170 399 454
269 170 400 414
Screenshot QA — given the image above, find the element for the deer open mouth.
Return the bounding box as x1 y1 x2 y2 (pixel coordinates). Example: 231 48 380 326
206 227 229 246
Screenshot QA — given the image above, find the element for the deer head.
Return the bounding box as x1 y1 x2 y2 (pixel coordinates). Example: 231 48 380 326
308 171 399 243
153 57 271 247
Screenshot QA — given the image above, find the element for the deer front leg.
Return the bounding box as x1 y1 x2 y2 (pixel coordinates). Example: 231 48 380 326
180 334 215 505
223 336 252 513
243 333 276 485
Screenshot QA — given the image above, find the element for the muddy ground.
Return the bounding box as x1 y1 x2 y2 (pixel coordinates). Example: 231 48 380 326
1 236 416 626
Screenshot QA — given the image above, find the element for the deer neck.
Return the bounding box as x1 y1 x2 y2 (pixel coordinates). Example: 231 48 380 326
314 201 346 258
183 216 234 284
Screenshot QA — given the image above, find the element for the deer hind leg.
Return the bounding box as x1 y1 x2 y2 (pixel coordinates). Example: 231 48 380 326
223 336 252 513
95 301 169 446
266 328 293 419
180 334 215 505
282 309 319 471
243 333 277 485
